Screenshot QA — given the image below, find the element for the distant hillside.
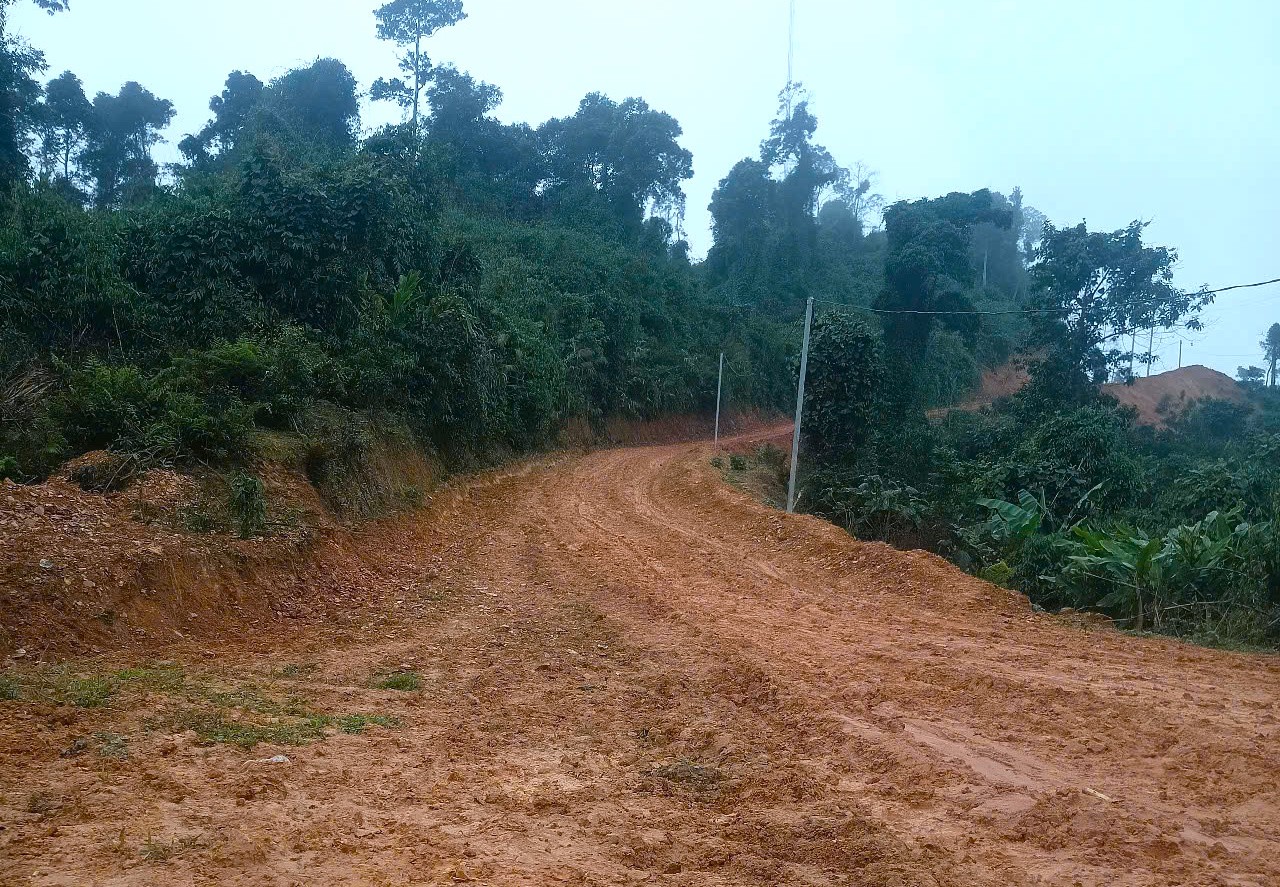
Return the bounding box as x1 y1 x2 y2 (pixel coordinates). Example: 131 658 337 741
1103 365 1247 427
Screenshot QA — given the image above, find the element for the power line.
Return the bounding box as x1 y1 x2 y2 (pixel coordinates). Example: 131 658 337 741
810 276 1280 318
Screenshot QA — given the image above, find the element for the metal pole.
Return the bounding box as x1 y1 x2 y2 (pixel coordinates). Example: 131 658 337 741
1146 327 1154 377
787 297 814 514
714 351 724 452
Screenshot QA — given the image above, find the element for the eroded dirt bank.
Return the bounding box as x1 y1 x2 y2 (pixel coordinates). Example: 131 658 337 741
1 428 1277 885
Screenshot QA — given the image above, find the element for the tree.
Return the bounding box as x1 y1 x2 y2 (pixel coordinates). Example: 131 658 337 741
371 0 466 127
760 85 842 221
1262 323 1280 387
80 81 175 207
34 70 89 183
0 0 63 190
803 312 885 457
423 65 540 207
1028 221 1212 398
876 190 1011 407
260 59 360 153
706 158 777 293
539 93 693 234
1012 186 1047 267
178 70 264 165
1238 366 1266 389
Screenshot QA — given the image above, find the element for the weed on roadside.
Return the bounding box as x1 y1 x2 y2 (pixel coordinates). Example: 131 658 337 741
5 661 399 750
94 732 129 759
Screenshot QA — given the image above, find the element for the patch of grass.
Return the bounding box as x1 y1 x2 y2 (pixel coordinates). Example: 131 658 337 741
165 710 332 748
63 676 115 708
113 666 187 692
275 662 318 679
337 714 400 735
375 670 421 692
0 663 189 708
205 686 310 716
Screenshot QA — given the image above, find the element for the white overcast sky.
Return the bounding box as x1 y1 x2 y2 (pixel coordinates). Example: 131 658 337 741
12 0 1280 375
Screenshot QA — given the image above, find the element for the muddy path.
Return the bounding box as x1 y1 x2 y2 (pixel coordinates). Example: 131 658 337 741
2 428 1277 885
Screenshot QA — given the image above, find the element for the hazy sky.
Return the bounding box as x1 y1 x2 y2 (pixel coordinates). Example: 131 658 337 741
12 0 1279 376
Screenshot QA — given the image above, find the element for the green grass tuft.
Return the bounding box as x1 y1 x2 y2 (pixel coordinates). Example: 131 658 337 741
375 670 421 692
337 713 400 734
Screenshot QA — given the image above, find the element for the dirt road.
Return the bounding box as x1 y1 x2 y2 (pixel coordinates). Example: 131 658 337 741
2 428 1278 885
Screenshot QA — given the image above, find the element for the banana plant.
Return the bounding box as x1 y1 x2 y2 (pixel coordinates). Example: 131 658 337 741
1065 524 1165 631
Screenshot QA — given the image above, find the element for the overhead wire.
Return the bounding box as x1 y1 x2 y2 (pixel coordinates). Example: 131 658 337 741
808 276 1280 318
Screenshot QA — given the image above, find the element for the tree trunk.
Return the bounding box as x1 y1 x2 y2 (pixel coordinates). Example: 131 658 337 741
1134 588 1145 632
412 35 422 128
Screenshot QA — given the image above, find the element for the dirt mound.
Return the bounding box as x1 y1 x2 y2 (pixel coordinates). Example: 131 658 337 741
0 463 384 660
1102 365 1247 427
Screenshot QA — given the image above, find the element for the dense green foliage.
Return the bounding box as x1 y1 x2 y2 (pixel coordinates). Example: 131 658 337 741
797 209 1280 645
0 1 790 485
1 1 1273 649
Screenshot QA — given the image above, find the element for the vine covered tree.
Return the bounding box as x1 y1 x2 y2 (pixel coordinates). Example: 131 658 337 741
178 70 265 166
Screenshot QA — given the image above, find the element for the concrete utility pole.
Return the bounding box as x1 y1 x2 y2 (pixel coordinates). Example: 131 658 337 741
714 351 724 452
786 297 814 514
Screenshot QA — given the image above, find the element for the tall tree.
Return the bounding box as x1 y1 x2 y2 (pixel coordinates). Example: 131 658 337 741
1263 323 1280 387
178 70 264 165
879 192 1009 357
34 69 89 182
1028 221 1212 396
80 81 174 207
539 93 693 233
371 0 466 127
760 84 841 223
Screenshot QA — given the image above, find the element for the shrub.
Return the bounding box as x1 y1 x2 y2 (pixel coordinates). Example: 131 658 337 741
228 472 267 539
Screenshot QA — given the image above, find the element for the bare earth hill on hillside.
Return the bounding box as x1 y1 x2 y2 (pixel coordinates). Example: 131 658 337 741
1102 365 1248 427
1 427 1277 885
930 363 1247 427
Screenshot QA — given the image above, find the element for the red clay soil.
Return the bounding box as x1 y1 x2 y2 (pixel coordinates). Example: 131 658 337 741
2 427 1279 886
929 362 1247 427
1103 365 1248 427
